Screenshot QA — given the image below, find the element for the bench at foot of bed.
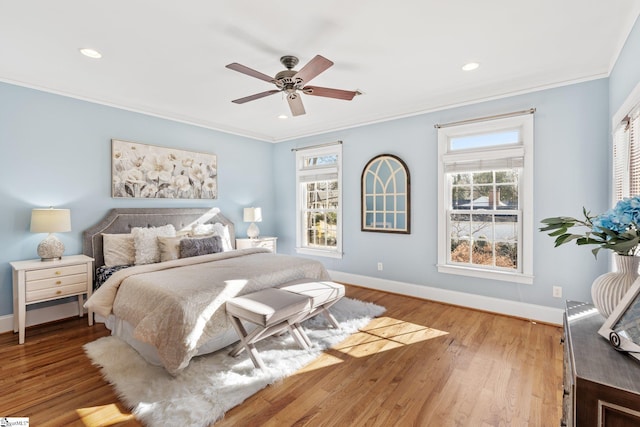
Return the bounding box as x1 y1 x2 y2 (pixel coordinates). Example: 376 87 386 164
225 280 345 369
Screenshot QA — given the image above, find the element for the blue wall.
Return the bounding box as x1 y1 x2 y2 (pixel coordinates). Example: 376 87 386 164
273 79 611 309
0 82 275 317
3 14 639 318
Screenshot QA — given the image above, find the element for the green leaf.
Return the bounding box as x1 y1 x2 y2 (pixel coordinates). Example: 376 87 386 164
539 223 565 232
555 234 583 246
549 228 570 237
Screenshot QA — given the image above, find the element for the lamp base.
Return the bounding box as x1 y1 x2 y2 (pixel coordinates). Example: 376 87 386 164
247 222 260 239
37 234 65 261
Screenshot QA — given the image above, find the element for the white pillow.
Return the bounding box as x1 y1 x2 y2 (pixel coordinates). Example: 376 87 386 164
132 224 176 265
192 222 232 252
102 233 135 267
191 223 215 235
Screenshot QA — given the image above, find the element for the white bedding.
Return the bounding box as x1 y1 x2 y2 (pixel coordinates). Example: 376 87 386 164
85 248 331 375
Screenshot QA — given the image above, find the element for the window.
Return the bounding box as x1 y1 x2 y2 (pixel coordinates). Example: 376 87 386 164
295 144 342 258
613 104 640 202
437 114 534 284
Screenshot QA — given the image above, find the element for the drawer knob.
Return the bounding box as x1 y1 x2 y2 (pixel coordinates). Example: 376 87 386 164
56 280 62 285
55 271 61 275
56 290 62 295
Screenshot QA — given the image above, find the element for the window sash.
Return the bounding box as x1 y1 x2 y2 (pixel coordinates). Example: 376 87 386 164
447 209 522 272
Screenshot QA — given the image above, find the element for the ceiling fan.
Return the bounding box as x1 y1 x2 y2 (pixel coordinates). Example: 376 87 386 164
225 55 360 116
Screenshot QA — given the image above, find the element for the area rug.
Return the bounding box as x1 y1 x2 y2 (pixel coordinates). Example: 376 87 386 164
84 297 385 427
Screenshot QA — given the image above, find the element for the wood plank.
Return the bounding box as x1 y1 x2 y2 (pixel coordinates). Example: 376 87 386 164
0 285 562 426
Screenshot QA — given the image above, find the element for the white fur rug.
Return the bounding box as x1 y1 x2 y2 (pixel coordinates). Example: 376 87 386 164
84 297 385 427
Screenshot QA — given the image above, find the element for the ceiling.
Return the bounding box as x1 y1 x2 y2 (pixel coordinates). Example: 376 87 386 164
1 1 639 143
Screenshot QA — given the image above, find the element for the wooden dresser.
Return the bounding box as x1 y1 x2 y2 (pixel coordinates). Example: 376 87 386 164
563 301 640 426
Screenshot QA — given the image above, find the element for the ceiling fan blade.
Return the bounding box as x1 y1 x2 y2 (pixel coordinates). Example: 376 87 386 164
293 55 333 85
226 63 275 83
287 93 306 116
302 86 359 101
231 90 281 104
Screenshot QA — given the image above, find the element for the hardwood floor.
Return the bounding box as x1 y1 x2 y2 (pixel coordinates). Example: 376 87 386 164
0 286 563 426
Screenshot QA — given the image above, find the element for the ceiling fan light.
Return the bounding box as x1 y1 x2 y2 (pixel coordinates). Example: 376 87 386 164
79 48 102 59
462 62 479 71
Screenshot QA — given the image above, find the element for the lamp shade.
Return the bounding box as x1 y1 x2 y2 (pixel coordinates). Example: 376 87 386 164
243 207 262 223
30 208 71 233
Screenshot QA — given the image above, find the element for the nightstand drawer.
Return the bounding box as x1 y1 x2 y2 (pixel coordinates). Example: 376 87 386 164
26 273 88 292
236 237 277 253
25 264 86 281
26 282 88 302
254 240 274 249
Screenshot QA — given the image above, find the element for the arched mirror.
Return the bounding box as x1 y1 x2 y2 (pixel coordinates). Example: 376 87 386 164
361 154 410 233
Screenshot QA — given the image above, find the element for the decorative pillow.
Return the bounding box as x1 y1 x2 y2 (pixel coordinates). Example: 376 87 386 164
158 235 185 262
191 223 215 236
95 264 131 289
132 224 176 265
176 228 192 237
212 223 233 251
192 222 232 251
102 233 135 267
179 235 223 259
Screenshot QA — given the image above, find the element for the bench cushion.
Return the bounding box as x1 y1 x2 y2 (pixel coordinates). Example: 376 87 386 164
275 279 345 309
226 288 310 327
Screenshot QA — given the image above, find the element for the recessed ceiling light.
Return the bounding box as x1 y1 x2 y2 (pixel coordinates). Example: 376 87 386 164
278 114 288 119
79 48 102 59
462 62 479 71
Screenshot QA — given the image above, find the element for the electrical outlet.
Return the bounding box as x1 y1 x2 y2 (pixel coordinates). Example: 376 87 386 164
377 262 383 271
553 286 562 298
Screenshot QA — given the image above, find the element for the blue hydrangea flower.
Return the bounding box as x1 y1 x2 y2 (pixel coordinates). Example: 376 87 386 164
593 196 640 234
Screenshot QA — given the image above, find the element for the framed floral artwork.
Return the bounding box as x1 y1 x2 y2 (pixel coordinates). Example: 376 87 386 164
111 139 217 199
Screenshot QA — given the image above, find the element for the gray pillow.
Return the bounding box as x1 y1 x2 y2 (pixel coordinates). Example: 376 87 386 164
179 235 223 258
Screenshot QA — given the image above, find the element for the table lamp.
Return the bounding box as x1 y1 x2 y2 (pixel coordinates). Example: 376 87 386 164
243 207 262 239
30 207 71 261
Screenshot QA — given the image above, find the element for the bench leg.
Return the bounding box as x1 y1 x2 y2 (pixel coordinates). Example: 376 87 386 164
228 314 267 369
322 307 341 329
228 314 312 369
289 324 311 349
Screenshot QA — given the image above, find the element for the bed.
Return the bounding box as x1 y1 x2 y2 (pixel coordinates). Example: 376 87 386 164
83 207 331 375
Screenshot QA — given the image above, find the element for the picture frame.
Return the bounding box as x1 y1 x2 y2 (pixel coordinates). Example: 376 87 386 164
361 154 410 233
598 277 640 361
111 139 217 199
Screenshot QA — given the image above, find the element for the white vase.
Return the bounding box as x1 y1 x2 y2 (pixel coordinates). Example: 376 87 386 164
591 254 640 318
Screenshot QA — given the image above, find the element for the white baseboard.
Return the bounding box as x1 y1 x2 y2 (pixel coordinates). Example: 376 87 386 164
328 270 563 325
0 301 85 335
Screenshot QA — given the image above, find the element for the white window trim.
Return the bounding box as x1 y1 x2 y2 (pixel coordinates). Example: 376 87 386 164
437 114 534 284
612 80 640 205
295 144 343 258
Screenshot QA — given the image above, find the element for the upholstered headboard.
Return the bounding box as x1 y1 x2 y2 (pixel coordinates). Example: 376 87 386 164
83 207 236 267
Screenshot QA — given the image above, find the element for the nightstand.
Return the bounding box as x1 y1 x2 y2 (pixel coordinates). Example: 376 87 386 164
236 237 278 253
10 254 94 344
